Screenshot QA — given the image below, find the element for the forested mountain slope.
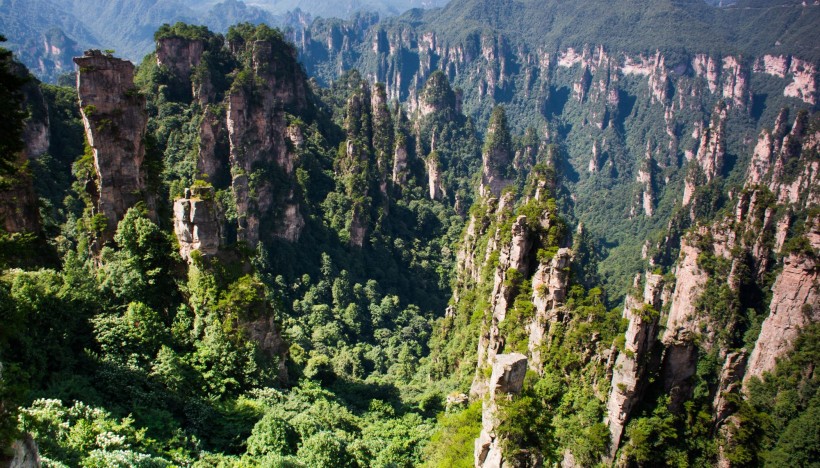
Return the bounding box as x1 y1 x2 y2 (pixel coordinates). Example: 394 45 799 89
0 1 817 466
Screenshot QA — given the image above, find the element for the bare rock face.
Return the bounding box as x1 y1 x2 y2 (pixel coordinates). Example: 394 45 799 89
683 104 727 207
636 147 655 217
156 37 205 97
605 273 664 456
713 351 747 424
197 108 230 185
348 205 368 248
744 234 819 387
370 84 393 199
226 40 308 247
663 241 709 346
784 58 817 105
660 239 710 406
426 153 444 200
721 56 749 110
9 435 41 468
173 186 220 262
475 353 528 468
392 137 410 187
471 214 532 398
527 248 572 370
479 111 514 198
74 50 149 233
692 54 719 93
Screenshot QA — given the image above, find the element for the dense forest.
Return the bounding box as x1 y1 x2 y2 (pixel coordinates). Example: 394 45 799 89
0 1 819 466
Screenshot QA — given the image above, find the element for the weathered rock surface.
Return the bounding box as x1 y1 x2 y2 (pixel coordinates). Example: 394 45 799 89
173 186 220 262
472 215 533 397
744 236 819 386
479 114 513 198
713 351 747 424
683 104 727 207
8 435 41 468
426 153 444 200
156 36 205 97
475 353 528 468
226 39 308 246
527 248 572 370
605 273 664 456
74 50 149 233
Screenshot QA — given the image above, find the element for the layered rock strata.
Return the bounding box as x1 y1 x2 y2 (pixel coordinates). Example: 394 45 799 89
74 50 149 233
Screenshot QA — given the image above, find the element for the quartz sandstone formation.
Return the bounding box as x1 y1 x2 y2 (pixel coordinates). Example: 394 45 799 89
74 50 149 233
605 273 664 456
8 435 41 468
527 248 572 370
683 104 727 207
475 353 528 468
156 36 205 100
744 216 820 386
173 186 221 262
226 39 307 246
479 113 514 198
426 153 444 200
471 214 532 398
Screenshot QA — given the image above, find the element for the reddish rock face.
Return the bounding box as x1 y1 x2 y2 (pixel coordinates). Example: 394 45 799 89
744 249 819 387
74 50 149 234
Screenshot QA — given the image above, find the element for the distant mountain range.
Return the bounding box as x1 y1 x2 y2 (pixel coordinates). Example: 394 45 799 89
0 0 448 82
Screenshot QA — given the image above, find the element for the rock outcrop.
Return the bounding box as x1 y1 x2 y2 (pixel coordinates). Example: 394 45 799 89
8 435 41 468
605 273 664 456
683 104 727 207
156 36 205 100
74 50 149 234
472 214 533 397
527 248 572 370
173 185 221 262
713 351 747 424
479 108 514 198
744 219 820 386
475 353 528 468
426 152 444 200
225 39 308 246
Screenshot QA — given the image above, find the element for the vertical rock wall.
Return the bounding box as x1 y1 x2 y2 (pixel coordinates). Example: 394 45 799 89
74 50 149 233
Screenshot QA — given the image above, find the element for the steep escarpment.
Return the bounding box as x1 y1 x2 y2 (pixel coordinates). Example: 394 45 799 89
225 34 309 245
605 273 665 456
2 8 819 467
293 2 820 302
74 50 150 235
425 102 819 466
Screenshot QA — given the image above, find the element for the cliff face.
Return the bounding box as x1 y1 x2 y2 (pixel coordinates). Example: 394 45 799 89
527 247 572 370
479 108 514 198
156 36 205 100
605 273 665 456
173 186 221 262
226 39 308 246
682 104 727 207
74 50 149 234
744 215 819 386
475 353 528 468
